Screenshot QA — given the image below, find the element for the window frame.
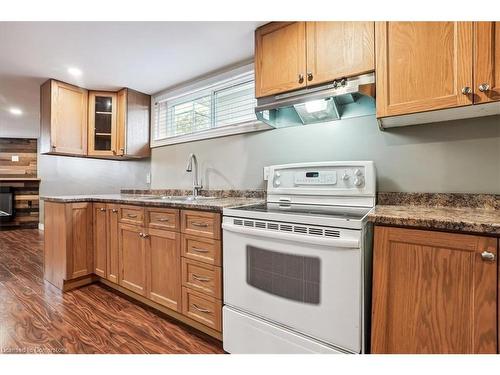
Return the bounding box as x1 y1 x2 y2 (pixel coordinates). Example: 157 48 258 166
151 64 271 148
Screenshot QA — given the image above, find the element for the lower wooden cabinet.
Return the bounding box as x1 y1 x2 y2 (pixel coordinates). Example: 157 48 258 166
371 226 498 354
119 223 147 296
93 203 107 278
44 201 93 289
147 228 181 311
182 287 222 331
106 204 120 284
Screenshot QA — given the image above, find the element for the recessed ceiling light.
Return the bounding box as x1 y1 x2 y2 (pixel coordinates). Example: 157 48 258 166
68 67 82 76
9 108 22 116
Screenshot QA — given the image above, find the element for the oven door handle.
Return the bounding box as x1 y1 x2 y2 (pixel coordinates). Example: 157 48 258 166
222 223 360 249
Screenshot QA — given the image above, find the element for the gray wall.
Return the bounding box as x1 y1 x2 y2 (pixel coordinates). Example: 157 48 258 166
38 154 150 223
151 115 500 194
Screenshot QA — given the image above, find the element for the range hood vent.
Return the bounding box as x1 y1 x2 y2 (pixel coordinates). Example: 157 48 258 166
255 73 376 128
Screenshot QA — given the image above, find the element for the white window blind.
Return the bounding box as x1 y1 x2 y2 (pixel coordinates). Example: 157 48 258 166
152 68 269 147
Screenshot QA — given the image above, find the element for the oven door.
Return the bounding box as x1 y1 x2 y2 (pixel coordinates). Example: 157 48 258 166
222 219 362 353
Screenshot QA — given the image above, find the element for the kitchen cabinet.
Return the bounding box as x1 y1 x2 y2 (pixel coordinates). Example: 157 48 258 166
106 204 120 284
44 201 93 290
40 82 150 159
119 223 147 296
88 91 117 157
255 22 375 98
147 228 181 311
44 201 223 338
40 79 88 155
371 226 497 354
376 22 473 118
93 203 108 278
305 22 375 87
474 22 500 103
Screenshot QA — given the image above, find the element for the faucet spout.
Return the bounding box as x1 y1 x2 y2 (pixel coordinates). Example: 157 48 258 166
186 153 202 198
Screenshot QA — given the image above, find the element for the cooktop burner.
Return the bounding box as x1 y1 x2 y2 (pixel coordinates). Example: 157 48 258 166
232 203 371 221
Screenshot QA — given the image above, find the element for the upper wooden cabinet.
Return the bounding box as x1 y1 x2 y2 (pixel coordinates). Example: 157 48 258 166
40 80 88 155
474 22 500 103
255 22 307 98
40 80 150 159
88 91 117 158
371 226 498 354
376 22 474 118
306 22 375 87
255 22 375 98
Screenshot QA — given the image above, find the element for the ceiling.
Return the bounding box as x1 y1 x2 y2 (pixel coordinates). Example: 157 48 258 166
0 21 263 137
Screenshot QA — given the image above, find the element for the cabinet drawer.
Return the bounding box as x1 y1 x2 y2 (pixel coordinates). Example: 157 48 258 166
181 210 221 239
119 205 145 226
182 287 221 331
181 234 221 266
147 207 179 231
182 258 221 299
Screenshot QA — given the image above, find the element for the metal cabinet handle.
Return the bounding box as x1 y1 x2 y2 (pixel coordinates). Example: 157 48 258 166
192 274 211 282
481 251 495 261
157 218 169 222
99 207 106 212
478 83 490 92
139 232 143 237
127 214 138 218
307 72 313 81
191 221 208 228
298 74 304 84
461 86 472 95
191 247 209 253
192 304 211 314
112 209 118 213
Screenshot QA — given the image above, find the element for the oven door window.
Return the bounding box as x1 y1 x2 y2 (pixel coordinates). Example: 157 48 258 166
246 245 320 304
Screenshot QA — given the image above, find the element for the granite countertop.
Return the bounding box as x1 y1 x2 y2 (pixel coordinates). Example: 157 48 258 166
41 192 264 212
368 193 500 235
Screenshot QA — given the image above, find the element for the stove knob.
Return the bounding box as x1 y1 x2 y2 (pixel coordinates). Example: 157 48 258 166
354 169 362 176
342 173 350 181
354 177 363 187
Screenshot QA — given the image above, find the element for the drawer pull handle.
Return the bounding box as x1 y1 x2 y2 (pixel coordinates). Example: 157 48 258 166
192 304 211 314
99 207 106 212
112 209 118 213
481 251 495 262
192 274 211 282
127 214 138 218
191 221 208 228
157 218 169 222
191 247 209 253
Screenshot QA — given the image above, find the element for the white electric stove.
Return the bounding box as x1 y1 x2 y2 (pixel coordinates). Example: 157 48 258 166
222 161 376 354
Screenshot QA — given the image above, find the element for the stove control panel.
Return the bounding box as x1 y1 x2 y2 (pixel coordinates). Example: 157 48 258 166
293 171 337 185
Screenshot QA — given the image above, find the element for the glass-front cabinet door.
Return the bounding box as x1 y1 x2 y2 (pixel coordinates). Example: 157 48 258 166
88 91 117 156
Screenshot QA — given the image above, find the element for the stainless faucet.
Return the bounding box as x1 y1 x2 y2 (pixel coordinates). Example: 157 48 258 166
186 153 203 198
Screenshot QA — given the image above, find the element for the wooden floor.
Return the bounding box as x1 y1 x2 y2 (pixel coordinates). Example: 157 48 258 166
0 229 224 354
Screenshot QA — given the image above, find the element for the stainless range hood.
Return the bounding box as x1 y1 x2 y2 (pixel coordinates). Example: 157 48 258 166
255 73 376 128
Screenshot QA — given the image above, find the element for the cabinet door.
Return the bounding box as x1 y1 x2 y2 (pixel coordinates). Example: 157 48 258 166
371 226 497 354
146 228 181 311
474 22 500 103
66 202 93 279
306 22 374 86
106 204 120 284
93 203 107 278
119 223 147 296
255 22 307 98
88 91 118 157
50 80 88 155
376 22 473 118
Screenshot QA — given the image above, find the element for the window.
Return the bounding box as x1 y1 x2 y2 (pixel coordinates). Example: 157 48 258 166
151 66 270 147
